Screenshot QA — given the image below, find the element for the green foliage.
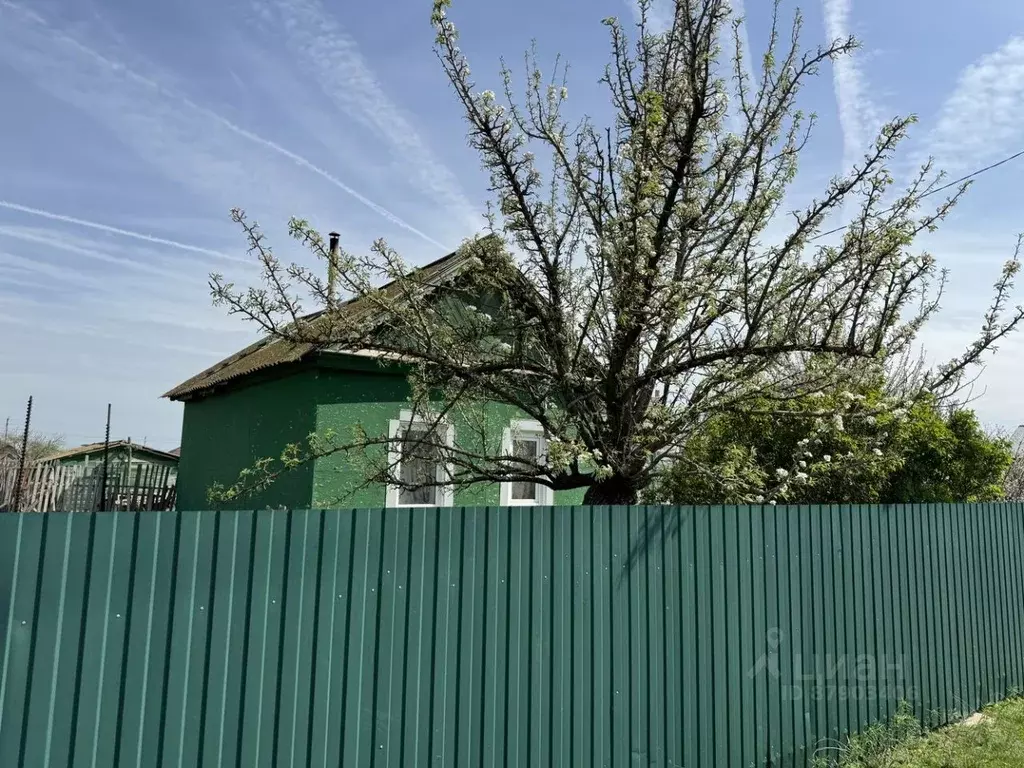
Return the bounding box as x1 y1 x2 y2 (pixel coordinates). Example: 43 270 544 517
812 701 921 768
814 697 1024 768
651 380 1012 504
884 408 1012 503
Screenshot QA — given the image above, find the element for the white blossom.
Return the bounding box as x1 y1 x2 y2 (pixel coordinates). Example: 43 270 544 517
214 9 1024 509
873 448 883 457
754 495 765 503
768 500 777 506
795 471 808 481
823 455 832 463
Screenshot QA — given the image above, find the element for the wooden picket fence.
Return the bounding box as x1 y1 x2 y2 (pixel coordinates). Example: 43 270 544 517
0 459 176 512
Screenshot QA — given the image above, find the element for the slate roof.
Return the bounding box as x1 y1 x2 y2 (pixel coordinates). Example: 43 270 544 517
164 239 487 401
43 440 180 463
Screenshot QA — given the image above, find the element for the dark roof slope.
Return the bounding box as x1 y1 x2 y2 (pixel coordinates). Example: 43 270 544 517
164 239 486 401
43 440 180 463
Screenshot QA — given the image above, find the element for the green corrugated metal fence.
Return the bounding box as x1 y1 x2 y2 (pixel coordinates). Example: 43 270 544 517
1 504 1023 767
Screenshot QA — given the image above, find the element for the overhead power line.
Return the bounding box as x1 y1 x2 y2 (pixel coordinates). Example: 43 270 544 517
809 148 1024 243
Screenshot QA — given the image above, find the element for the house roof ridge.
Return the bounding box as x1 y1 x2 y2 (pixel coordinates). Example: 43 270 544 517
163 235 497 401
42 440 180 463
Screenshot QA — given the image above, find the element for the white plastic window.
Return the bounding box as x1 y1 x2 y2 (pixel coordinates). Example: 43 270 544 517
500 420 552 506
386 412 453 508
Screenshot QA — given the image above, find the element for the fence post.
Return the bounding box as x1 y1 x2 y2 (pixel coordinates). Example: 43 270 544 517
11 396 32 513
99 404 111 512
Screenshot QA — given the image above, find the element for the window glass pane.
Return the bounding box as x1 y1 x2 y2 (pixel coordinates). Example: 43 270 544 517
511 480 536 501
511 437 539 501
399 425 440 505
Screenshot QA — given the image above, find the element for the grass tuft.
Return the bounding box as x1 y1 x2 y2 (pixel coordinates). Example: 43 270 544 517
812 697 1024 767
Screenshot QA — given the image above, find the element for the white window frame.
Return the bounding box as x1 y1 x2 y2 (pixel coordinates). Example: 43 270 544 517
386 410 455 508
499 419 553 506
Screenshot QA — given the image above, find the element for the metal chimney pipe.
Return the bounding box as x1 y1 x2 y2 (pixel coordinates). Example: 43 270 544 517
327 232 340 307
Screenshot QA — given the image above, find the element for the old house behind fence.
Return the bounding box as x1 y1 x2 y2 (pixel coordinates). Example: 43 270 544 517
0 439 178 512
44 439 178 478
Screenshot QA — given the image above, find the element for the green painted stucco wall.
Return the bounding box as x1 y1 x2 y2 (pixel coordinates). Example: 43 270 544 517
176 358 585 510
176 369 317 510
308 367 584 508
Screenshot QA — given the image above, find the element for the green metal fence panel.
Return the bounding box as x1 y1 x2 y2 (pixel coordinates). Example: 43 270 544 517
2 503 1024 767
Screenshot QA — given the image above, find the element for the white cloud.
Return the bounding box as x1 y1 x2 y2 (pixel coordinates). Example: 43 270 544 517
0 0 479 446
918 37 1024 175
252 0 482 238
627 0 672 31
0 0 449 249
821 0 884 172
728 0 751 64
0 231 251 449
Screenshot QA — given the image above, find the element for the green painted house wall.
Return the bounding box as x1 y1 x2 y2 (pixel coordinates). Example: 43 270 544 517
309 365 585 507
176 368 318 510
176 356 585 510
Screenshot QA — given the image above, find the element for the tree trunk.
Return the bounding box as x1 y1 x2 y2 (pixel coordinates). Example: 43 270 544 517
582 475 641 505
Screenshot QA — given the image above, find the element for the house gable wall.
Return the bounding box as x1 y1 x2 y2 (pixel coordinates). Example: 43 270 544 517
176 370 317 510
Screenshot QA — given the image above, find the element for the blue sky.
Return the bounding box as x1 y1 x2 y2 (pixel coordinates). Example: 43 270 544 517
2 0 1024 450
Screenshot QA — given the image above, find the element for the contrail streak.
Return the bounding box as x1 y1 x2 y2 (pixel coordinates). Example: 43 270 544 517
199 113 450 250
0 201 240 261
1 0 449 251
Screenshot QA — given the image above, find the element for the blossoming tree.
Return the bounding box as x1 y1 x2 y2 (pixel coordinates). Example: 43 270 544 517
211 0 1022 504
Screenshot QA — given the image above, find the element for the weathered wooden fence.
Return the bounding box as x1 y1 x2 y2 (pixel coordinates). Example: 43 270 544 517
0 460 175 512
1 504 1023 767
